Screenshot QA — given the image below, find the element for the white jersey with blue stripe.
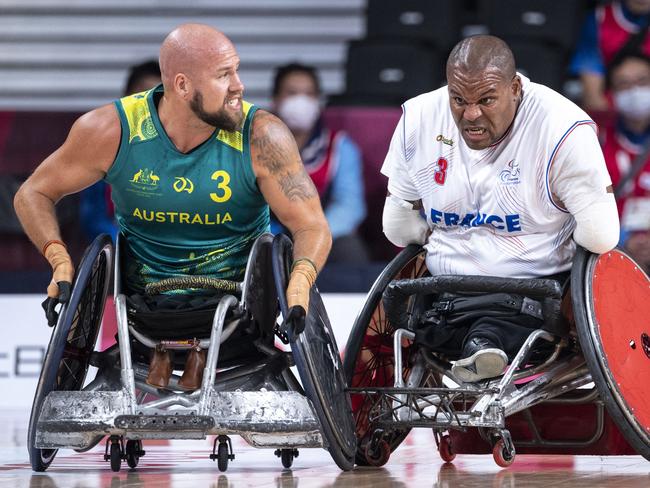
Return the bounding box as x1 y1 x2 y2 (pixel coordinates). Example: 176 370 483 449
381 74 612 278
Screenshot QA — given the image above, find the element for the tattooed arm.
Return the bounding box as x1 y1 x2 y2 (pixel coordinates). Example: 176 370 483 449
251 110 331 311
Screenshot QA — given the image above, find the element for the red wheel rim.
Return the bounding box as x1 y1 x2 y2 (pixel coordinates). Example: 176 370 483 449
590 250 650 440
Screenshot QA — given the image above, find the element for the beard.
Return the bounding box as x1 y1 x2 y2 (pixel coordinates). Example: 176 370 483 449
190 90 243 131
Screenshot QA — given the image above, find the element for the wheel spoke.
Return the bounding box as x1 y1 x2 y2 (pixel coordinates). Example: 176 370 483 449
349 249 430 456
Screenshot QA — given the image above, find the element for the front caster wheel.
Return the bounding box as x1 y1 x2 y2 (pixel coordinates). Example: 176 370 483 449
364 439 391 467
439 434 456 463
210 435 235 472
110 442 122 472
492 439 515 467
217 442 229 472
275 448 299 469
125 439 144 469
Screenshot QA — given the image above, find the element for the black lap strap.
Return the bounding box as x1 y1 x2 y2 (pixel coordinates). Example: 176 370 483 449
428 293 544 323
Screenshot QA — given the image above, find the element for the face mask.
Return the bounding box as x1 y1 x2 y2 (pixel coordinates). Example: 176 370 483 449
613 86 650 120
277 94 321 131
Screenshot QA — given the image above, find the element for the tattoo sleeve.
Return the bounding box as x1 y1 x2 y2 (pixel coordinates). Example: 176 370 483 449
278 167 318 201
251 111 318 201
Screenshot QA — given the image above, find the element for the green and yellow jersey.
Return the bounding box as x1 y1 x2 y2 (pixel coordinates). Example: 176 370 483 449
105 85 269 293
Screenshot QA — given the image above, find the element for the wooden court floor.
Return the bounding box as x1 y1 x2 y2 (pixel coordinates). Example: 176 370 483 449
1 412 648 488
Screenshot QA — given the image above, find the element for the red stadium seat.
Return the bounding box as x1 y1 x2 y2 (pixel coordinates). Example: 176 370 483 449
0 111 86 280
323 106 402 260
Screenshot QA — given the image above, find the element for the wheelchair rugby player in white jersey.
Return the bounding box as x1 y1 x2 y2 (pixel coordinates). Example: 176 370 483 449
342 35 650 468
381 35 619 382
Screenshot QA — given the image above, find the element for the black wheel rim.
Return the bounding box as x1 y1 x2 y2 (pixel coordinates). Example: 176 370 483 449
28 234 112 470
271 234 356 470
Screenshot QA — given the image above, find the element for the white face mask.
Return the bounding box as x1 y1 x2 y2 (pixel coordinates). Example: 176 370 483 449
613 86 650 120
276 94 321 131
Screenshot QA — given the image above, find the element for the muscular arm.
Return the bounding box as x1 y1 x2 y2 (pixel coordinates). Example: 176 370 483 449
250 110 331 271
14 104 120 303
14 104 121 252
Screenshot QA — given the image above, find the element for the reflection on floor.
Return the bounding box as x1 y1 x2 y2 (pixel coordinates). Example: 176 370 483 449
1 410 648 488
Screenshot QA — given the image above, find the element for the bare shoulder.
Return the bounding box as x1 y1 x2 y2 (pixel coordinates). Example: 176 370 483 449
20 104 122 201
250 109 299 174
71 104 121 143
251 109 287 139
65 104 121 173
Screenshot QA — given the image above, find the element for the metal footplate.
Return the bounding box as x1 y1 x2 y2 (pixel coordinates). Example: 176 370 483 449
35 389 324 450
115 415 215 431
347 386 503 430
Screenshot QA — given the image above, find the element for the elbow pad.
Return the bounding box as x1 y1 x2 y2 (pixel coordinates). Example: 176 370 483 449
382 195 429 247
573 192 620 254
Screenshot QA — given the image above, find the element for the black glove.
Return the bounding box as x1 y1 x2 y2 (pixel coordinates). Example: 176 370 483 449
41 281 71 327
282 305 306 338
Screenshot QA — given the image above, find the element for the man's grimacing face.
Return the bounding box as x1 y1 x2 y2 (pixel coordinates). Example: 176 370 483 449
447 68 521 150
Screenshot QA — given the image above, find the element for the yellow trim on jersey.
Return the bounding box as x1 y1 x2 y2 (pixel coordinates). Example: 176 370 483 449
120 89 159 143
216 100 253 152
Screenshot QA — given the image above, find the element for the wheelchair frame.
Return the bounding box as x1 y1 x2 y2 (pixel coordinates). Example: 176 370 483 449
344 245 650 467
30 233 354 472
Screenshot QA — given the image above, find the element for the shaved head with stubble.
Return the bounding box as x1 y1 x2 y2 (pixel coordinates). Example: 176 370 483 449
159 23 245 132
446 35 522 150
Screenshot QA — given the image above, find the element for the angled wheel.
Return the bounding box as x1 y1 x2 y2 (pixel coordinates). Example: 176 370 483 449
572 247 650 460
342 245 428 465
28 234 113 471
272 234 356 471
241 233 278 339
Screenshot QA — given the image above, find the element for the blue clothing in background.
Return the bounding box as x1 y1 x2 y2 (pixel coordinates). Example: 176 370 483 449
324 134 366 239
271 130 367 241
79 180 118 242
570 11 603 75
571 3 648 76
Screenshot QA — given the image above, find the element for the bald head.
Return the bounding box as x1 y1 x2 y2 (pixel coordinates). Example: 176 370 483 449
446 35 516 82
158 23 245 132
159 23 235 89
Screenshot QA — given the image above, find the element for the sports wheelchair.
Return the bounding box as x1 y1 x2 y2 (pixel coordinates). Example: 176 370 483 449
344 244 650 467
28 233 356 472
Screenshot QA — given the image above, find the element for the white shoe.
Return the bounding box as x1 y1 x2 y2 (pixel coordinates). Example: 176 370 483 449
451 348 508 383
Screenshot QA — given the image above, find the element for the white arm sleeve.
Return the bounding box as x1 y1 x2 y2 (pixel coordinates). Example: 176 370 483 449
380 111 421 201
549 124 620 254
382 195 429 247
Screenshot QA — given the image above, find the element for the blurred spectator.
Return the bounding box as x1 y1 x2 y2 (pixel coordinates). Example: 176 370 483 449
571 0 650 111
79 60 161 242
271 63 369 263
124 60 162 95
602 51 650 269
